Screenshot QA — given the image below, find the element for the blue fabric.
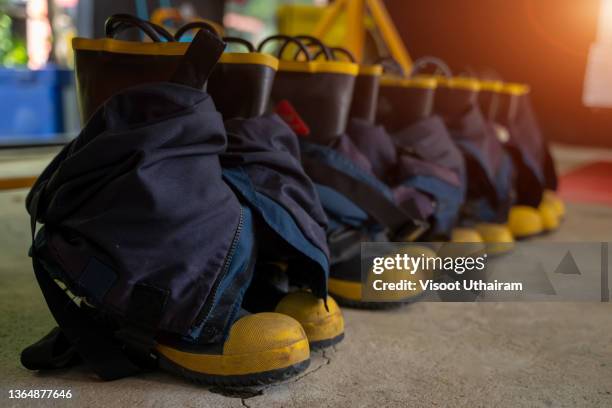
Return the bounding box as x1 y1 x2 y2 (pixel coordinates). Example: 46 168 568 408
519 150 545 187
435 92 515 224
403 175 464 236
300 140 396 202
221 115 329 262
457 140 496 185
464 197 499 224
300 140 394 241
505 94 556 194
223 167 329 282
189 205 255 341
457 139 515 223
496 153 515 206
77 258 117 304
27 83 244 335
315 184 369 229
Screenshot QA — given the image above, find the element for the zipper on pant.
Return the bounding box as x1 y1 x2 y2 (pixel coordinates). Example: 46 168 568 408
193 206 244 331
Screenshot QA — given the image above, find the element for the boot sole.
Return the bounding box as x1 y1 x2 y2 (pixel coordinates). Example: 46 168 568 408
156 333 310 387
328 277 426 310
309 332 344 350
158 352 310 387
331 291 427 309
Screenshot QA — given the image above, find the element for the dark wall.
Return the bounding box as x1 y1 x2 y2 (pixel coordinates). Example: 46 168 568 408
386 0 611 147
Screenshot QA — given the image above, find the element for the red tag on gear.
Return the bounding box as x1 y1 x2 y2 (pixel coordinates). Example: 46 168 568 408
275 100 310 137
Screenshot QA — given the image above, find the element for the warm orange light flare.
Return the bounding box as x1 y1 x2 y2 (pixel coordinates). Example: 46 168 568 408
597 0 612 42
582 0 612 108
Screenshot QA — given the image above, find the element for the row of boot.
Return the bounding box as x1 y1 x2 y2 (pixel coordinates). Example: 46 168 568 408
20 14 563 387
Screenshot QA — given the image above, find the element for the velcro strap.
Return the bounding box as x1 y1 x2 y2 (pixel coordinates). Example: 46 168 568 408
29 257 146 380
116 284 168 362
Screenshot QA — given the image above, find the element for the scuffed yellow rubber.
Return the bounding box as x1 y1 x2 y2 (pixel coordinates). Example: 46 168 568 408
156 313 309 376
276 292 344 343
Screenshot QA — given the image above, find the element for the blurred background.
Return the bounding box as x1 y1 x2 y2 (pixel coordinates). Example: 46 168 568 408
0 0 610 148
0 4 610 405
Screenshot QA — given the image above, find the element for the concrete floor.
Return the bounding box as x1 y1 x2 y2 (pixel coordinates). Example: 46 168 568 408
1 145 611 407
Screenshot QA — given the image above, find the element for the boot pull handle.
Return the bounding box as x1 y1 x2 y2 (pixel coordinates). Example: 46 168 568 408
281 35 332 61
410 56 453 78
313 46 356 62
222 37 255 53
375 57 406 77
169 27 225 89
257 35 311 61
174 21 221 40
105 14 174 42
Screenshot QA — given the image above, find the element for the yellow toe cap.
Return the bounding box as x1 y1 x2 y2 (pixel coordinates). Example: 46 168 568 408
475 223 515 243
543 190 565 219
156 313 309 377
538 201 560 231
451 227 484 243
329 246 436 304
223 313 307 355
475 223 515 255
508 205 544 238
444 228 487 257
275 291 344 344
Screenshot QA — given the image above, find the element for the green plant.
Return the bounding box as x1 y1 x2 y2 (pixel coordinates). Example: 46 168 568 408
0 11 27 67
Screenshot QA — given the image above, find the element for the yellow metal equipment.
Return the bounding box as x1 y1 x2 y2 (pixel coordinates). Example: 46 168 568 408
278 0 412 73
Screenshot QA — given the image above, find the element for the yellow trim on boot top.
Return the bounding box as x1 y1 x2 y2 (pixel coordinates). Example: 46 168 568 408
278 60 359 76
